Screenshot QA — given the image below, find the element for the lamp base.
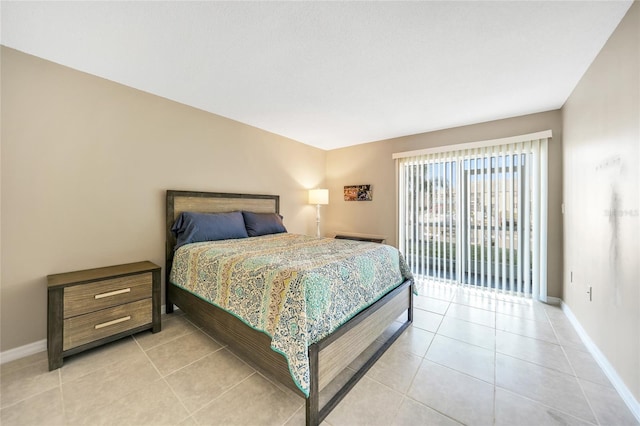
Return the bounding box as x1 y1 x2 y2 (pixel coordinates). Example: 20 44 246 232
316 204 321 237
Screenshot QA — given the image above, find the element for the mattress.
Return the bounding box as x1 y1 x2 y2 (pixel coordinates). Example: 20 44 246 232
169 233 413 396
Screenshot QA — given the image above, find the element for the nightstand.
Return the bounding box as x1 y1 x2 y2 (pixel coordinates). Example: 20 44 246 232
47 261 161 370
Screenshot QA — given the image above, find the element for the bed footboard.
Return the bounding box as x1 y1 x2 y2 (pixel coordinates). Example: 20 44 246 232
167 279 413 426
307 279 413 425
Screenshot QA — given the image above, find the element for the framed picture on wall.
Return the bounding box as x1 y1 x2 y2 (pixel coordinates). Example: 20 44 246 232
344 185 372 201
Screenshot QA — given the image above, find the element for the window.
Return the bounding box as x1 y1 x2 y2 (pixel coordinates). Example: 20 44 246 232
394 131 550 300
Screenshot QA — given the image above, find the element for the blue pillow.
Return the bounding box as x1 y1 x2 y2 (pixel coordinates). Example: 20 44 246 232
171 211 248 249
242 211 287 237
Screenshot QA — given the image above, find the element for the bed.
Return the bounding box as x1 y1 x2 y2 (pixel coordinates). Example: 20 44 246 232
165 190 414 425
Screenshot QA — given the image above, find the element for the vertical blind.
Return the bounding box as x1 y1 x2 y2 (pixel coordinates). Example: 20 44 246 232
394 132 549 300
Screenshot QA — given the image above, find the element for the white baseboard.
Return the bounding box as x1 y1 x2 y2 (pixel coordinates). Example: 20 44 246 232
0 339 47 365
546 296 562 305
0 304 172 365
561 301 640 423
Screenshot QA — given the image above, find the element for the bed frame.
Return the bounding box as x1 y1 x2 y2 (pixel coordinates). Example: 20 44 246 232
165 190 413 425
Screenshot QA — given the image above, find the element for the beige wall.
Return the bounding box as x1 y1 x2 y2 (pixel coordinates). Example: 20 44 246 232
0 47 326 351
562 2 639 402
326 110 564 298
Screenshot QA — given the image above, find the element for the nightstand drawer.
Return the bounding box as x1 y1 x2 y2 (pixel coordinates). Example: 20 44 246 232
64 273 152 318
63 298 152 350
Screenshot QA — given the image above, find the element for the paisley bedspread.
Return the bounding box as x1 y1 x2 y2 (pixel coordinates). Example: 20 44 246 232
169 233 413 397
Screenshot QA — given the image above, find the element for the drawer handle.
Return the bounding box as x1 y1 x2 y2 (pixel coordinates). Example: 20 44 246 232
94 316 131 330
94 288 131 299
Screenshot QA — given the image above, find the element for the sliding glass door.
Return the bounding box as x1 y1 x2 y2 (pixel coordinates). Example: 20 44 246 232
396 134 548 300
400 158 457 281
458 151 529 293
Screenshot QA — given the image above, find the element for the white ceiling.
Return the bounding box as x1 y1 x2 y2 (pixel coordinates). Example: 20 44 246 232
1 1 632 150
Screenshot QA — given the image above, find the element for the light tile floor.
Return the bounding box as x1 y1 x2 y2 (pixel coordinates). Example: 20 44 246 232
1 281 638 426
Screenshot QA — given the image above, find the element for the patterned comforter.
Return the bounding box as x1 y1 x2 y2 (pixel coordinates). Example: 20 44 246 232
169 233 413 396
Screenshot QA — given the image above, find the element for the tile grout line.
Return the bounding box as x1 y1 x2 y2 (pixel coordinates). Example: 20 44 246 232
161 376 195 425
495 351 593 383
133 334 165 379
144 316 278 423
495 385 600 426
397 323 441 418
172 312 230 426
132 315 200 352
401 392 465 425
431 328 496 353
58 365 67 425
545 309 602 426
145 328 226 379
187 372 258 421
280 405 303 426
132 336 193 424
353 373 415 423
460 292 602 426
285 288 617 425
339 294 461 424
400 299 469 426
493 344 581 377
0 370 61 412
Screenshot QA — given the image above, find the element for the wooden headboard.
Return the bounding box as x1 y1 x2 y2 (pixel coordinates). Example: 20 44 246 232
165 190 280 283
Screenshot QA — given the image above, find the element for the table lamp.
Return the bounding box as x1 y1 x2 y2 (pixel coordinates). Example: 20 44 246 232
308 189 329 237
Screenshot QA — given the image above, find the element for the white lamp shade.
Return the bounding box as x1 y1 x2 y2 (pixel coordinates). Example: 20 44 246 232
308 189 329 205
